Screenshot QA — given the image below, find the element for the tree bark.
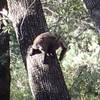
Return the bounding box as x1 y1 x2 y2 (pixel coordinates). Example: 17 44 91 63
0 0 11 100
7 0 71 99
27 52 71 100
7 0 48 67
0 0 8 10
83 0 100 44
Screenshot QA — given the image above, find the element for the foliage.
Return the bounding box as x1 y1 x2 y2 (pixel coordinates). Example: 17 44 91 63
4 0 100 99
43 0 100 100
10 31 33 100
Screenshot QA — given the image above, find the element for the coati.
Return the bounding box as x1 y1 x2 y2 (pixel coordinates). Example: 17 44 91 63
30 32 67 63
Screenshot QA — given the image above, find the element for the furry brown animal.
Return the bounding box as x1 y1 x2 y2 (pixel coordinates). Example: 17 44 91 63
30 32 67 63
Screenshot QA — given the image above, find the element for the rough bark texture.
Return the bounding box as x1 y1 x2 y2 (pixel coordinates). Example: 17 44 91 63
7 0 71 99
27 52 71 100
83 0 100 45
0 0 8 10
0 0 11 100
7 0 48 67
83 0 100 30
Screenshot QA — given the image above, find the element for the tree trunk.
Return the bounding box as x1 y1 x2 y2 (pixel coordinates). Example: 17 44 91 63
7 0 48 67
7 0 71 99
0 0 8 10
83 0 100 45
27 52 71 100
0 0 11 100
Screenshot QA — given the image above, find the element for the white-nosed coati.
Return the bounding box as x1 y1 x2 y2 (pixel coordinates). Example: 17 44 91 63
30 32 67 63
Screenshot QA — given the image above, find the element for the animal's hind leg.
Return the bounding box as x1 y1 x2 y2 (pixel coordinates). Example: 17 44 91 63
59 49 66 61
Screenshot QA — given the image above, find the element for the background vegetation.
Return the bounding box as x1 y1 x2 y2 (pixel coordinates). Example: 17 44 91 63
4 0 100 100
